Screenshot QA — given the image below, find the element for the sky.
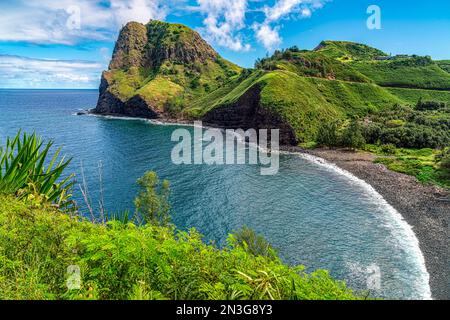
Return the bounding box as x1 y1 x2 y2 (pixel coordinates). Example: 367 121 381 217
0 0 449 89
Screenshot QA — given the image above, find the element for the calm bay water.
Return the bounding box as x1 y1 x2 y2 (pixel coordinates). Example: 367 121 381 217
0 89 430 299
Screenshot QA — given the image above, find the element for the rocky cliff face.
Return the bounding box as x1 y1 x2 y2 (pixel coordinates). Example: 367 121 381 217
203 86 298 145
94 20 298 145
94 71 124 114
108 22 149 70
94 20 224 116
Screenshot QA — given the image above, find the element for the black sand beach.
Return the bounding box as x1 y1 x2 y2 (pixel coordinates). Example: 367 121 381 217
300 148 450 300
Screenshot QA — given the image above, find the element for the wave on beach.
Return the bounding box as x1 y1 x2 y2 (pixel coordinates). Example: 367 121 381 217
83 114 432 299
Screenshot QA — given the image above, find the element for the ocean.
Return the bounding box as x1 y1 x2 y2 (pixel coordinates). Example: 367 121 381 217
0 89 431 299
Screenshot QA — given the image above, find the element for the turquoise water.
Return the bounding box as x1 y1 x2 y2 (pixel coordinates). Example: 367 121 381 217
0 89 430 299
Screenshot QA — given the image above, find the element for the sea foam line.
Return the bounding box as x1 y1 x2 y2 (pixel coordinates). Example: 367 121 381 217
281 151 432 300
84 114 432 299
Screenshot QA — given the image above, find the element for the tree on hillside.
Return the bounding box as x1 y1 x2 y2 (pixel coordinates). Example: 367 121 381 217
439 149 450 170
341 120 366 150
134 171 171 226
231 226 276 259
316 121 340 148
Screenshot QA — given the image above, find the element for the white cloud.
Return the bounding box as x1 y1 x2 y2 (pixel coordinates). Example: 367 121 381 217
196 0 251 52
301 8 312 17
253 23 281 50
0 0 331 52
0 55 103 88
255 0 330 50
263 0 303 23
0 0 171 45
109 0 168 27
194 0 330 51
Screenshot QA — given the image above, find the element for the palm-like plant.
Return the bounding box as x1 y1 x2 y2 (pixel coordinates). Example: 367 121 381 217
0 131 74 209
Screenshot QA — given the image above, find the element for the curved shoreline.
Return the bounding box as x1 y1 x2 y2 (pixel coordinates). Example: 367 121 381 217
84 113 448 299
279 148 432 299
287 147 449 300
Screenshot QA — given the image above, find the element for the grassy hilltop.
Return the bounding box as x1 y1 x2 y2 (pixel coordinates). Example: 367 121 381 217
96 21 241 117
95 21 450 145
93 20 450 187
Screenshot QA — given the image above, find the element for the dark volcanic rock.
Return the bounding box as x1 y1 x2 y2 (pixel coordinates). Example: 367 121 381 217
124 95 161 118
94 20 298 145
203 86 298 146
109 22 149 70
94 72 125 115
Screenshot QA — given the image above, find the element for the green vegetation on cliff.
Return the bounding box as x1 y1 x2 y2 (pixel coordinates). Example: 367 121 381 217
0 195 360 300
96 21 450 149
352 58 450 90
102 20 241 111
314 40 388 61
0 132 360 300
437 60 450 73
386 87 450 105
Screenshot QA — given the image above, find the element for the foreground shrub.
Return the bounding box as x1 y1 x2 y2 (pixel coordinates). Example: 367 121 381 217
0 131 74 209
0 196 360 300
340 121 366 150
231 226 277 260
316 121 340 148
439 149 450 169
134 171 171 226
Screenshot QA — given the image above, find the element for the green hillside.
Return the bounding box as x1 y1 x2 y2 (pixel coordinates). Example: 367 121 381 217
184 45 404 141
387 87 450 105
352 58 450 90
316 41 450 90
314 40 388 61
257 49 372 82
95 23 450 145
185 70 402 141
437 60 450 73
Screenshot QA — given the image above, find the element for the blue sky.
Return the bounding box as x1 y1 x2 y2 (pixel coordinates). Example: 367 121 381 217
1 0 449 88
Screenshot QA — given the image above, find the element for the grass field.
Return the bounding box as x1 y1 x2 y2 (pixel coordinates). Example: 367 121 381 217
352 59 450 90
386 87 450 105
366 145 450 188
105 23 450 161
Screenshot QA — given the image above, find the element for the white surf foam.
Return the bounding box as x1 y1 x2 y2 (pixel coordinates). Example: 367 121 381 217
85 115 433 299
283 151 432 300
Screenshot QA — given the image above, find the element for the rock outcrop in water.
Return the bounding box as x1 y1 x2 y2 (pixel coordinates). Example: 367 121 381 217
94 21 450 145
93 20 299 145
